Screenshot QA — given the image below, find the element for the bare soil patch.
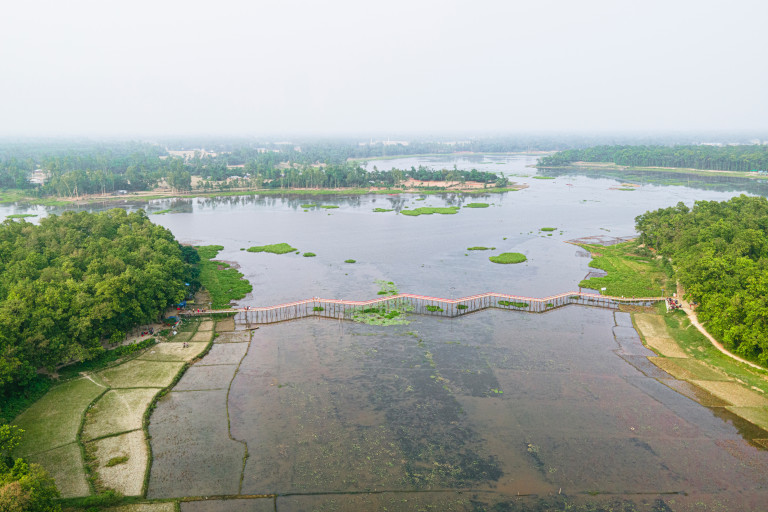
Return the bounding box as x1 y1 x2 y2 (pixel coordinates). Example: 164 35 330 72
88 430 147 496
634 314 688 358
83 388 160 441
216 317 236 332
691 380 768 407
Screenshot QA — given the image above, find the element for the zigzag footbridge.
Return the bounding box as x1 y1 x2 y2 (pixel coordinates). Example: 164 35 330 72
181 291 662 324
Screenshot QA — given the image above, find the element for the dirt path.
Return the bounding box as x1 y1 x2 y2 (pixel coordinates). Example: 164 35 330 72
676 283 763 370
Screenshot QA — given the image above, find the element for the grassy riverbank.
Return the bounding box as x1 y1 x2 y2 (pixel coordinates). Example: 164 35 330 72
579 240 768 435
577 241 673 297
196 245 253 309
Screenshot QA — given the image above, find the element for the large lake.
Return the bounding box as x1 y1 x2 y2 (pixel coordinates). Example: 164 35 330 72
6 155 768 510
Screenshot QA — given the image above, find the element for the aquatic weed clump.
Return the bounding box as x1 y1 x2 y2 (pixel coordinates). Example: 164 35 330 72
247 243 297 254
351 303 411 326
498 300 528 308
489 252 527 264
400 206 460 216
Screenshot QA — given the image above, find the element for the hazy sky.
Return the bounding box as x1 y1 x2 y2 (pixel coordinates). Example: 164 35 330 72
2 0 766 137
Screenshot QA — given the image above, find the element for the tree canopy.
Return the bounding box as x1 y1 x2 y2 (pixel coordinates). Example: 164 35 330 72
0 209 198 393
539 145 768 172
636 195 768 364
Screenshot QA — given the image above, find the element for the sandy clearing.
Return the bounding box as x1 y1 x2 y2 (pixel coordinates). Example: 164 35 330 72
633 314 689 358
138 342 208 362
83 389 160 441
89 430 148 496
690 380 768 407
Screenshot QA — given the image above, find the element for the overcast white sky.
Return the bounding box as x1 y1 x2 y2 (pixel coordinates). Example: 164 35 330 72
1 0 766 137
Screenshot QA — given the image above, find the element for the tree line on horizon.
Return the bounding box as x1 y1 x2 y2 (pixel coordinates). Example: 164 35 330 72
0 139 510 197
7 136 765 197
538 144 768 172
636 195 768 365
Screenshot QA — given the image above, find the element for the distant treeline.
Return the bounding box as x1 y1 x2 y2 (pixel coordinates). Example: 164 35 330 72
0 209 199 393
225 164 508 190
538 145 768 172
0 139 509 196
4 137 768 197
636 195 768 364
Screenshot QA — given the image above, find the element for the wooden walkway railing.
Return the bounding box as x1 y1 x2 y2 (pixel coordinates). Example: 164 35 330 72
181 291 661 325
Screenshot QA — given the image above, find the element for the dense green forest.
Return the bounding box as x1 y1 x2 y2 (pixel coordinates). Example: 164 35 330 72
538 145 768 172
636 195 768 364
0 209 199 394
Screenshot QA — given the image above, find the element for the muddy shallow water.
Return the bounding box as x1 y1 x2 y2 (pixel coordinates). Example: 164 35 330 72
148 308 768 510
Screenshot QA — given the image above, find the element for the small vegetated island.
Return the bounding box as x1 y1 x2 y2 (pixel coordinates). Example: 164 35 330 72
400 206 460 216
489 252 527 264
246 242 297 254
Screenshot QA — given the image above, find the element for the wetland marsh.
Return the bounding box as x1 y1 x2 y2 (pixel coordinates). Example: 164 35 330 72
7 154 768 510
